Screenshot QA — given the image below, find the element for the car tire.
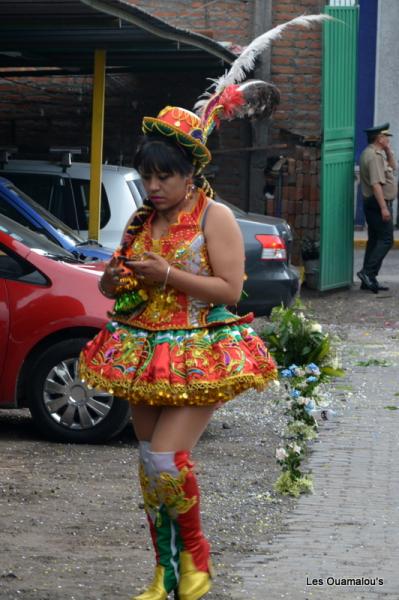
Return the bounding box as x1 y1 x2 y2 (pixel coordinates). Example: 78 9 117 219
29 338 131 443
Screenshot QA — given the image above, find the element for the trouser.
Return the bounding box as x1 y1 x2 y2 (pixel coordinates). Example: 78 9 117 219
362 195 394 277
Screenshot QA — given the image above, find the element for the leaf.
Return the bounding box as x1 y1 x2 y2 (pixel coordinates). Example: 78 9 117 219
355 359 390 367
322 366 345 377
384 405 399 410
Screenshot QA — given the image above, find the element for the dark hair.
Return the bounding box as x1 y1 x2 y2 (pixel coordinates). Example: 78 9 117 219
122 135 216 250
133 135 194 177
121 136 195 250
367 132 379 144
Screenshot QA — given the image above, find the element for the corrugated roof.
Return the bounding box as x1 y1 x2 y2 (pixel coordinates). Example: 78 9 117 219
0 0 235 75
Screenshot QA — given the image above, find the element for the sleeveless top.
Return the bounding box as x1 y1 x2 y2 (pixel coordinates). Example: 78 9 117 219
110 190 248 331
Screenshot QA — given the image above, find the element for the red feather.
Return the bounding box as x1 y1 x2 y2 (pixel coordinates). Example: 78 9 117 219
219 85 245 119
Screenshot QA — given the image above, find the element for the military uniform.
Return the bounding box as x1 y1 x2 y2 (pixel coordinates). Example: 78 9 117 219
358 123 397 292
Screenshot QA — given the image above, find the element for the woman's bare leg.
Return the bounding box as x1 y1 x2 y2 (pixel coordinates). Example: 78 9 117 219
131 405 162 441
150 405 215 452
131 404 215 450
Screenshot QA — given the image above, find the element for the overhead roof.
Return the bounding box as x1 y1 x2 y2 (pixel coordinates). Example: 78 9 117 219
0 0 235 76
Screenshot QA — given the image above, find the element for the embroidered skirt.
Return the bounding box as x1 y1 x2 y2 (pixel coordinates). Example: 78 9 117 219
79 321 277 406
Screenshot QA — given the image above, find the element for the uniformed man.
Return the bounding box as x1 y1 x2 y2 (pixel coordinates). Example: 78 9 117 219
357 122 397 293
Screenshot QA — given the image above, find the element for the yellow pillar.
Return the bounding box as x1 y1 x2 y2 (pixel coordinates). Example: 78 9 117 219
88 49 106 241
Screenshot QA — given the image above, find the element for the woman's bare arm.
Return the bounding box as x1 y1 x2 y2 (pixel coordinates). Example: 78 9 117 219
127 202 245 305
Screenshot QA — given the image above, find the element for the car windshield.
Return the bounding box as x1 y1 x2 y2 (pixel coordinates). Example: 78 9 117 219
3 179 85 244
127 178 146 206
0 214 77 260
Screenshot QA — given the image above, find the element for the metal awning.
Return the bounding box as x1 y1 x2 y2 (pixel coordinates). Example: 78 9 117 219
0 0 235 75
0 0 236 241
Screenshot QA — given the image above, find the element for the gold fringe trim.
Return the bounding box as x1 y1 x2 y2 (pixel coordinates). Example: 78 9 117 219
79 363 277 406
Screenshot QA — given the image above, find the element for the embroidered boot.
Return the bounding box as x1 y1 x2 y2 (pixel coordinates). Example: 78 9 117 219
133 442 180 600
151 451 212 600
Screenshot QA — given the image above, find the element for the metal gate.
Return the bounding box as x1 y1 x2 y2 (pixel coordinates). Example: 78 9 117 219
319 2 359 290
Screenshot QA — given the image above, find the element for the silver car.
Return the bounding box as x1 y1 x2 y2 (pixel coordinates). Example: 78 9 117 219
1 160 299 316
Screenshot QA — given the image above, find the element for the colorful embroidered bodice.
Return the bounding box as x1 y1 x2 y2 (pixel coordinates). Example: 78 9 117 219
111 190 242 330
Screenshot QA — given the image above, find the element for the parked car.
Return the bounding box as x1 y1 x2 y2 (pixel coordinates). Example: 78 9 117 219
1 159 298 315
221 198 299 316
0 177 113 261
0 214 130 443
0 159 146 249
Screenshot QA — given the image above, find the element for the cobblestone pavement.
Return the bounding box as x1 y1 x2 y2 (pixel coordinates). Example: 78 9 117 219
227 250 399 599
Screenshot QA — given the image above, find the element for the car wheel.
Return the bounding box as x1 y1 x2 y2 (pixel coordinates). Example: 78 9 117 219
29 338 131 443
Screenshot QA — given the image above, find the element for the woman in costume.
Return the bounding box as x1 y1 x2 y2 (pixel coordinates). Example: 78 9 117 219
80 105 277 600
79 15 327 600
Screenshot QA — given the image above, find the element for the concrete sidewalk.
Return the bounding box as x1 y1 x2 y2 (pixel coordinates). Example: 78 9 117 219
230 327 399 599
354 228 399 248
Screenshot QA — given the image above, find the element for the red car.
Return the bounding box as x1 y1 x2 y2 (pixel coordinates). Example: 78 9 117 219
0 214 131 443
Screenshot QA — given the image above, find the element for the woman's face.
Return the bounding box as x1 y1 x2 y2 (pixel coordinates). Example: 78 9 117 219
140 170 191 211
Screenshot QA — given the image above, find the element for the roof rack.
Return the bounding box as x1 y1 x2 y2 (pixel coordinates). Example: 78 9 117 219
0 147 18 169
49 147 88 172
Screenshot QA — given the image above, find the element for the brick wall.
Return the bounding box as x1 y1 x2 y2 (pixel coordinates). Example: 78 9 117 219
271 0 326 145
265 145 321 263
0 0 327 252
269 0 326 260
126 0 253 45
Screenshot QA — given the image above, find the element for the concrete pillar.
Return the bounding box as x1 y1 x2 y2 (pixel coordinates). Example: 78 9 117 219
248 0 273 214
374 0 399 158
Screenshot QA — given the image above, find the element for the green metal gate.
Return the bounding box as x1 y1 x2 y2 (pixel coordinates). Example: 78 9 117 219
319 3 359 290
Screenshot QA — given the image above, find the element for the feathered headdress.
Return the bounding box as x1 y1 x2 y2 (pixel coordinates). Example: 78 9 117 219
142 14 332 173
195 14 332 142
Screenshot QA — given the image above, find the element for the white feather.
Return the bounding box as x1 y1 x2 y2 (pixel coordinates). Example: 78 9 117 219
214 14 333 93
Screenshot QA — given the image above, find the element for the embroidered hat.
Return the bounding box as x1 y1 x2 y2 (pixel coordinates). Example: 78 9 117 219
142 106 212 170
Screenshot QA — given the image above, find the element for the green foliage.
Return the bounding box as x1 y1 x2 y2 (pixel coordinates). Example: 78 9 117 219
260 298 344 377
274 471 314 497
287 420 318 440
265 299 344 497
355 358 390 367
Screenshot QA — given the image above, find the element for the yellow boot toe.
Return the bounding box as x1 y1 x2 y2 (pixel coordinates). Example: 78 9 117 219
133 565 170 600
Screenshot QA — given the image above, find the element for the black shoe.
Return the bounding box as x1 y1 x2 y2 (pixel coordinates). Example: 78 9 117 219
375 279 389 291
360 277 389 292
357 271 379 293
361 280 390 291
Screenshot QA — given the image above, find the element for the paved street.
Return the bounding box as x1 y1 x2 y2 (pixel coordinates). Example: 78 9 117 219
1 249 399 600
229 249 399 599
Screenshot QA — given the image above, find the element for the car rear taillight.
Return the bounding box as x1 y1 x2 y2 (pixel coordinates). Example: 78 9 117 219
255 234 287 261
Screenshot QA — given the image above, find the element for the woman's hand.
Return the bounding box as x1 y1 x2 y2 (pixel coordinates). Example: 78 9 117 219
99 255 128 298
126 252 170 285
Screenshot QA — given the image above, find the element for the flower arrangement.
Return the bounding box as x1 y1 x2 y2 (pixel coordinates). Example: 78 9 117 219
261 299 343 497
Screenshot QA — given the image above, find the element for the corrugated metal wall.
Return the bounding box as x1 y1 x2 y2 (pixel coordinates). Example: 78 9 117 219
319 3 359 290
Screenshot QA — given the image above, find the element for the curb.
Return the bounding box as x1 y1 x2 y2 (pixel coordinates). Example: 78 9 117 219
354 239 399 249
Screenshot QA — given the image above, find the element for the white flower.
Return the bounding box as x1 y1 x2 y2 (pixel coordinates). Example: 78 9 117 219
292 444 302 454
330 355 341 370
309 323 322 333
276 448 288 461
271 379 280 390
297 396 307 405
